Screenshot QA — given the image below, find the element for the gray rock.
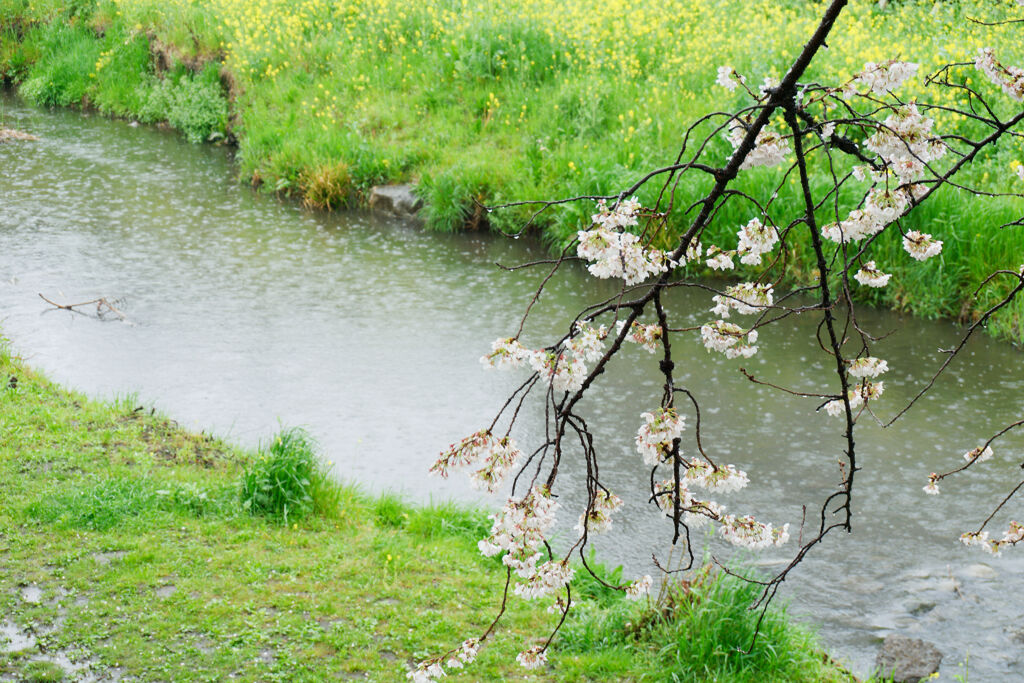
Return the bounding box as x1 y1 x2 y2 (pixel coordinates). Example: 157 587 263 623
876 634 943 683
368 185 423 218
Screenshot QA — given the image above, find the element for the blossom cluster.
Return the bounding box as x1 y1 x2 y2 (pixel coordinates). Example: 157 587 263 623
653 479 724 527
963 445 994 464
715 65 745 92
481 323 609 394
684 458 749 493
736 218 780 265
651 478 787 550
479 337 532 369
528 351 584 393
823 380 885 418
514 559 576 600
711 282 774 318
902 230 943 261
821 185 915 244
823 184 941 262
852 60 919 95
568 322 609 361
847 356 889 379
700 320 759 358
431 430 525 493
636 407 686 466
574 489 624 534
644 431 781 551
719 514 791 550
577 199 676 285
726 120 791 170
975 48 1024 102
408 638 481 682
617 320 663 353
961 522 1024 557
478 487 570 608
516 646 548 670
854 261 892 288
478 485 560 560
625 575 653 600
705 244 735 271
865 103 946 182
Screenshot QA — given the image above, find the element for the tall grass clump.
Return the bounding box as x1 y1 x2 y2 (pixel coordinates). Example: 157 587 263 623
558 567 854 683
16 22 98 107
240 427 338 521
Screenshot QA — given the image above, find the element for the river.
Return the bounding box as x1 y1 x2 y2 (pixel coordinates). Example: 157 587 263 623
2 93 1023 679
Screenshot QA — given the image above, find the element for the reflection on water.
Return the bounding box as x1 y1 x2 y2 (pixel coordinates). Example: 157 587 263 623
2 94 1023 679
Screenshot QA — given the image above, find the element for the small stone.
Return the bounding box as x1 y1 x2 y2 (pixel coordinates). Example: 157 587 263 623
907 601 935 617
20 585 42 604
368 185 423 218
155 585 177 599
92 551 127 565
876 634 943 683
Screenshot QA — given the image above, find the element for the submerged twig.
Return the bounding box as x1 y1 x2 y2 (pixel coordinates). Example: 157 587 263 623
38 293 130 322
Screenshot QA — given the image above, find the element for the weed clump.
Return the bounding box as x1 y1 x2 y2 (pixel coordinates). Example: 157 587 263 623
139 65 228 143
240 427 332 522
300 160 352 209
558 566 854 683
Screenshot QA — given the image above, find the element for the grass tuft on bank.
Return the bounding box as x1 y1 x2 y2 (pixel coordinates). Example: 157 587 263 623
0 339 867 681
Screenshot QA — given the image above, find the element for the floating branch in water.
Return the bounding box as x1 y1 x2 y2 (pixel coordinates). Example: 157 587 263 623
38 293 130 322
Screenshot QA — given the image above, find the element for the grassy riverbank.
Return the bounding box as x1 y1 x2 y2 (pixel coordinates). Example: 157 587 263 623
0 340 865 681
2 0 1023 341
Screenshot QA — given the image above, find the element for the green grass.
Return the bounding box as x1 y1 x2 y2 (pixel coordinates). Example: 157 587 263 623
0 339 861 681
558 567 863 683
240 427 325 521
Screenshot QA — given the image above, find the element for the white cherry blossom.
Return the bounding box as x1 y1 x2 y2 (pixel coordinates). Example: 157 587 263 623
625 575 653 600
516 647 548 670
854 261 891 288
700 320 758 358
715 65 744 92
975 48 1024 102
963 445 994 463
854 60 919 95
847 356 889 379
636 408 685 466
902 230 943 261
711 282 774 318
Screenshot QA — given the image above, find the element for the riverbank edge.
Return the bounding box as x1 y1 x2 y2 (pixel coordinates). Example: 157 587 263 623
0 338 869 682
2 6 1024 344
3 4 1024 345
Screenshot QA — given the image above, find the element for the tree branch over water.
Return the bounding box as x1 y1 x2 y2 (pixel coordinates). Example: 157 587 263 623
411 1 1024 678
